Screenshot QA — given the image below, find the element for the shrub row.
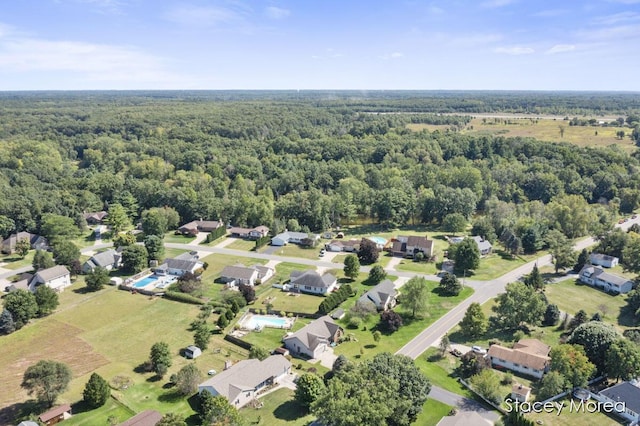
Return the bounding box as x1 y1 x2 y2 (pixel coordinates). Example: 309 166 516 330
318 284 353 315
205 226 227 243
163 291 205 305
255 235 270 249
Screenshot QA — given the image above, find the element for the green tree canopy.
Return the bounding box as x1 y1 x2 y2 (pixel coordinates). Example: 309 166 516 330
21 360 72 407
368 265 387 285
568 321 620 372
4 289 38 329
460 302 488 337
294 373 326 409
33 249 55 270
149 341 172 377
550 344 595 389
401 277 430 318
439 272 462 296
343 254 360 280
83 372 110 408
34 285 59 317
173 364 202 396
52 240 80 267
605 338 640 382
197 392 243 426
122 245 149 273
492 282 546 330
452 237 480 273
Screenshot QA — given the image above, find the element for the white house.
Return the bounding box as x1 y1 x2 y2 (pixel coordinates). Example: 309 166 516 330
219 264 274 287
448 236 492 256
283 316 343 358
155 258 204 276
198 356 291 408
594 381 640 424
271 231 311 246
358 279 397 311
289 270 337 295
325 239 360 252
487 339 551 379
578 265 633 294
589 253 619 268
28 265 72 293
391 235 434 258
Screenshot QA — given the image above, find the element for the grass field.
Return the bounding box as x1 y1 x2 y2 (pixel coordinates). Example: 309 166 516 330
525 397 623 426
0 250 35 270
408 117 636 153
163 233 196 244
0 282 248 425
415 398 453 426
545 278 633 328
225 238 256 251
416 348 473 397
263 244 323 260
239 388 314 426
198 253 268 300
469 250 543 281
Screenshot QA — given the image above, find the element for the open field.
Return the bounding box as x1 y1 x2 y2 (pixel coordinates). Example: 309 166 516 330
545 278 633 328
408 117 636 152
0 250 35 270
0 282 248 425
416 348 474 398
469 250 545 281
163 233 196 244
239 388 314 426
262 244 324 260
198 253 268 300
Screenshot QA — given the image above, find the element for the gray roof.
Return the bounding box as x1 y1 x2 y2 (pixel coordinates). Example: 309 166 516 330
118 410 163 426
33 265 70 282
436 411 493 426
599 382 640 415
221 265 259 281
199 356 291 401
89 249 119 268
590 253 618 262
358 279 397 307
157 258 201 272
290 270 336 289
579 265 632 287
273 231 309 241
472 235 492 252
284 316 341 351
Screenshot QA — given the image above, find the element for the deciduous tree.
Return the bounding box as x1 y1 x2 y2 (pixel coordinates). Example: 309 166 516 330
492 282 546 330
550 344 595 389
33 249 55 270
21 360 72 407
537 371 566 400
358 238 379 264
197 392 243 426
86 267 110 291
173 364 202 396
368 265 387 285
15 238 31 258
401 277 429 318
34 285 59 316
343 254 360 280
295 373 326 409
52 240 80 267
460 302 487 337
3 289 38 329
568 321 620 372
605 338 640 382
380 310 403 332
122 245 148 273
149 341 172 377
249 345 269 361
470 369 502 404
452 237 480 273
144 235 165 261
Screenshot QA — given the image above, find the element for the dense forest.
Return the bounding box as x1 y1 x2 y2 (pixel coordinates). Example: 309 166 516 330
1 91 640 247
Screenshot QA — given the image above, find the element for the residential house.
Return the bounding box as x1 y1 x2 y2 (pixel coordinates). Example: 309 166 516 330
1 232 49 254
118 410 163 426
184 345 202 359
29 265 72 293
436 411 493 426
487 338 551 379
198 356 291 408
511 383 531 402
220 264 274 287
271 231 311 246
155 257 204 276
283 316 343 358
17 421 40 426
325 239 360 252
448 235 492 256
81 248 121 274
229 225 270 239
589 253 619 268
178 219 223 236
38 403 72 425
594 381 640 424
289 270 338 295
82 211 108 225
578 265 633 294
358 279 397 311
390 235 434 258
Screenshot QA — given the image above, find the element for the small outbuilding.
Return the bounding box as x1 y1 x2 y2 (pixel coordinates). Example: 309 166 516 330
38 404 72 425
511 383 531 402
184 345 202 359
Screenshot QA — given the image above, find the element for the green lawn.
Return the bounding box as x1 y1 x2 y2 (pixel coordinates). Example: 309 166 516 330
61 398 135 426
334 284 474 360
225 238 256 251
264 244 324 260
0 250 35 270
240 388 314 426
255 287 324 314
0 281 248 425
545 278 633 328
525 397 623 426
163 232 196 244
415 398 453 426
198 253 268 300
395 259 438 274
163 247 189 259
271 262 315 284
469 250 543 281
416 348 473 397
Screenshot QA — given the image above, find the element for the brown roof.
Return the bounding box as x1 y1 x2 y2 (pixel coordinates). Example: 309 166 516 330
406 235 433 250
512 383 531 396
513 339 551 356
38 404 71 422
488 342 550 371
229 226 252 235
118 410 163 426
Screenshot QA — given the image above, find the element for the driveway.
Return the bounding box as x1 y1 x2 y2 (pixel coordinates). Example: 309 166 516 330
308 348 338 369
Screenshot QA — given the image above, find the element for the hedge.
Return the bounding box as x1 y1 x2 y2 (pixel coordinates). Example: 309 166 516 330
164 291 205 305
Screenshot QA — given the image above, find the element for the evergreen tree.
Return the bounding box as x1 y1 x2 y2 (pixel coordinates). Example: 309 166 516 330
0 309 16 334
523 264 544 290
83 372 110 408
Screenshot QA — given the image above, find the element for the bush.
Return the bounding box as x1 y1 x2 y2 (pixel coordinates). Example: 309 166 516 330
163 291 205 305
347 317 362 329
501 372 513 385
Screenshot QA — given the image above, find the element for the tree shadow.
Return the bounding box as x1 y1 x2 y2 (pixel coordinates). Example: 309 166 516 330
70 400 93 415
158 390 187 403
133 363 150 374
0 400 42 426
273 400 308 421
364 344 376 349
72 286 95 294
146 375 163 383
618 305 639 327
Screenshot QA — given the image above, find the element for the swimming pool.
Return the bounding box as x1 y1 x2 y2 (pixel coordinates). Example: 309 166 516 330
242 315 292 330
133 276 158 288
368 236 387 246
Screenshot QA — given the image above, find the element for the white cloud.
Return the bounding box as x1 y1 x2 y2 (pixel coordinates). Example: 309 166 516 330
546 44 576 54
493 46 535 55
481 0 515 8
391 52 404 58
265 6 290 19
163 4 247 27
379 52 404 60
592 11 640 26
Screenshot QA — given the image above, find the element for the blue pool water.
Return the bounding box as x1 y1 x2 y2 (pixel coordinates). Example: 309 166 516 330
133 276 158 288
245 315 289 329
368 236 387 245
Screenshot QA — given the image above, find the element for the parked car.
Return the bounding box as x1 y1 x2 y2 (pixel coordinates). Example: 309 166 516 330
472 345 487 355
450 348 462 357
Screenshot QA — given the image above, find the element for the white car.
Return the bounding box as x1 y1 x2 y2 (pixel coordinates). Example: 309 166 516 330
208 369 217 376
471 345 487 355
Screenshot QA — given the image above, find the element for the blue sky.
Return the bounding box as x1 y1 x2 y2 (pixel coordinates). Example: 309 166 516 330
0 0 639 90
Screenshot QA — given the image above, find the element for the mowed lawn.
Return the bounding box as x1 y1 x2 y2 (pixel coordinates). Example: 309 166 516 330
1 282 247 425
545 278 633 328
240 388 314 426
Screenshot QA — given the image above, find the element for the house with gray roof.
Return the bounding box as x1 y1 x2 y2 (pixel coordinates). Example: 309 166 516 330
271 231 314 246
595 381 640 424
82 249 121 274
29 265 71 293
118 410 163 426
358 279 397 311
589 253 619 268
472 236 493 256
283 316 343 358
578 265 633 294
155 257 204 277
289 270 337 295
82 211 108 224
220 264 274 287
228 225 270 239
1 232 49 254
198 356 291 408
